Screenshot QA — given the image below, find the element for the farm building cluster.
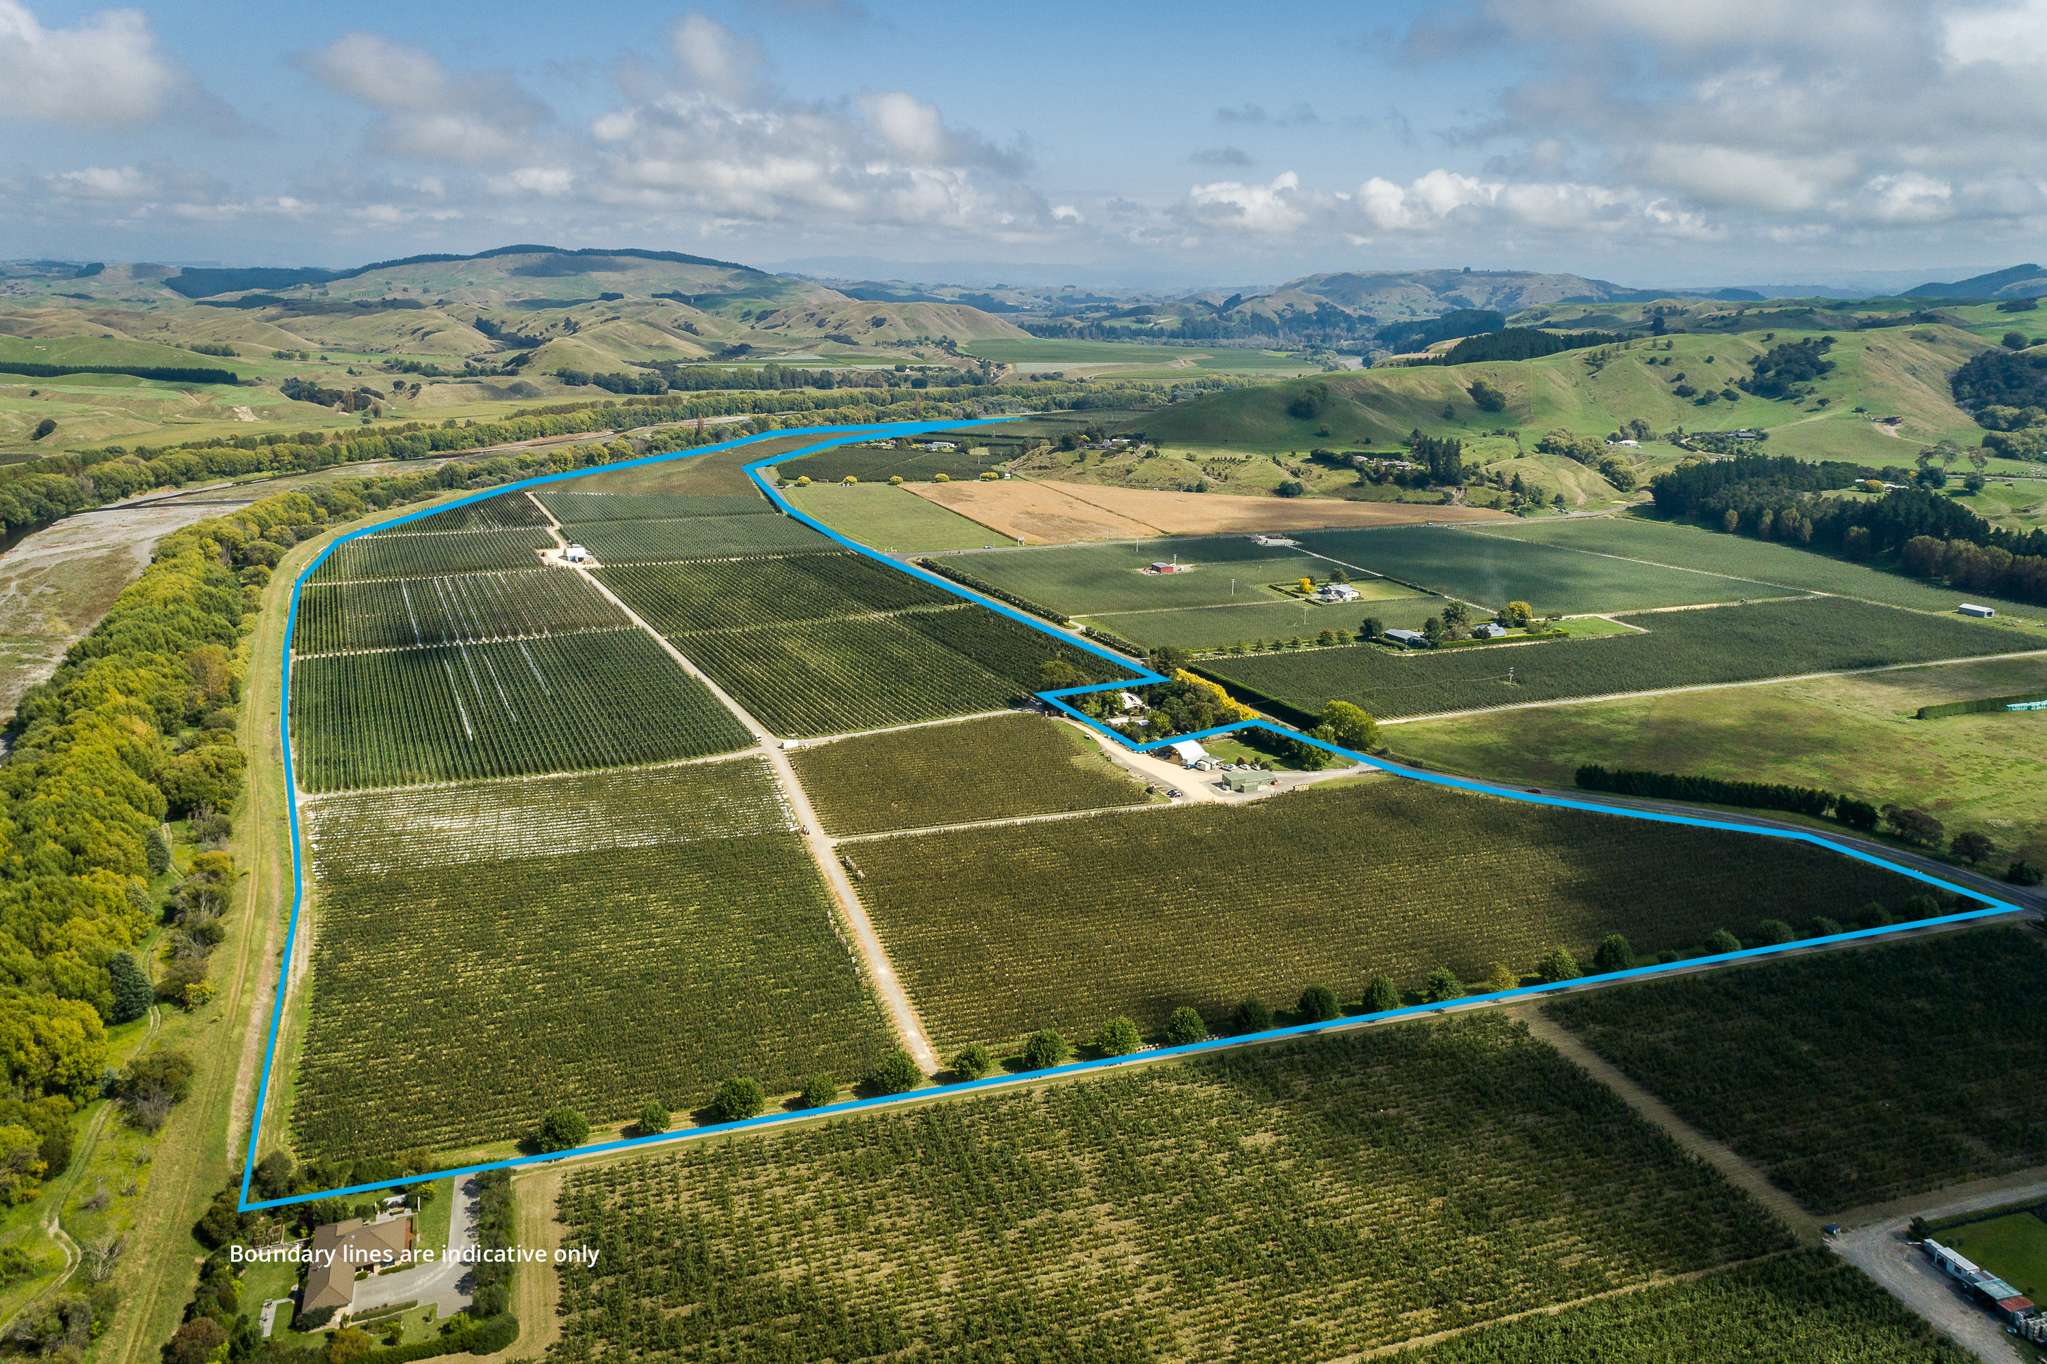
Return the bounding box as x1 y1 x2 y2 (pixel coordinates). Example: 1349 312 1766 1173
1922 1238 2047 1342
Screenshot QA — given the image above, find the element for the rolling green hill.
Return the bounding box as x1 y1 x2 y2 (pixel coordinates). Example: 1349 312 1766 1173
1135 324 1990 461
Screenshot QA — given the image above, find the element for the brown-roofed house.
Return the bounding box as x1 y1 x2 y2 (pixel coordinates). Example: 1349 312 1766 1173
299 1215 416 1327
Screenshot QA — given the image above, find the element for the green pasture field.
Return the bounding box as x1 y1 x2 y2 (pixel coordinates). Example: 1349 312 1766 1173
775 441 1008 484
781 482 1019 552
1387 654 2047 865
293 569 626 654
293 760 891 1161
289 629 751 791
1494 514 2046 620
1082 591 1445 652
966 337 1318 376
310 527 557 583
1949 476 2047 535
560 513 835 562
791 713 1150 835
598 552 955 634
1134 326 1987 461
547 1017 1788 1362
847 778 1919 1050
1296 525 1778 614
1390 1250 1968 1363
1209 597 2034 720
1941 1211 2047 1300
937 536 1336 615
1549 928 2047 1211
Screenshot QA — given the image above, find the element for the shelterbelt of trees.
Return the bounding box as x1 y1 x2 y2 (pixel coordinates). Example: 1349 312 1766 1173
0 429 776 1215
1651 454 2047 604
0 376 1179 541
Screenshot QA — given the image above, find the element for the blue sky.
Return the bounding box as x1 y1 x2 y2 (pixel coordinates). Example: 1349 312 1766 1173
3 0 2045 287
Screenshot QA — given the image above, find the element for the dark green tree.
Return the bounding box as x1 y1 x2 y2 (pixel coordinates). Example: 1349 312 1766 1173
1161 1007 1207 1047
1297 984 1340 1022
107 953 151 1025
1361 975 1401 1013
869 1049 921 1095
1021 1029 1070 1070
1233 997 1273 1033
708 1077 766 1123
1592 934 1634 974
532 1106 589 1152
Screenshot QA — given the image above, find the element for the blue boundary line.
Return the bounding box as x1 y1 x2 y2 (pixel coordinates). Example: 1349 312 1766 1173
240 421 2029 1212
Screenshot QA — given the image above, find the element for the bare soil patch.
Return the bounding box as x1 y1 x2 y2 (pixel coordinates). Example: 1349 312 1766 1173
911 477 1509 543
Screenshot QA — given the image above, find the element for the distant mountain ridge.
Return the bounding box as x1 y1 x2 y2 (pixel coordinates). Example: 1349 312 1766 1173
1902 264 2047 301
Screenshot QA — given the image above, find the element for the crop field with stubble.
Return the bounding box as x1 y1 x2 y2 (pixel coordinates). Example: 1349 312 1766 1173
1548 928 2047 1211
293 759 893 1162
1209 597 2033 720
846 779 1923 1050
546 1017 1790 1363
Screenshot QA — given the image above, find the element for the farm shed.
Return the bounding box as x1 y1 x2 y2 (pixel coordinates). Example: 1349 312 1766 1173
1313 583 1362 604
1384 628 1428 648
1223 770 1277 793
1115 691 1145 712
1958 603 1996 618
561 543 590 564
1168 739 1210 768
1473 622 1506 639
1148 560 1193 574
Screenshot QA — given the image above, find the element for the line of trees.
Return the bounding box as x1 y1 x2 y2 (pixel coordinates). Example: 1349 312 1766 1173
0 361 240 385
1574 764 1862 824
1649 454 2047 604
1429 328 1624 365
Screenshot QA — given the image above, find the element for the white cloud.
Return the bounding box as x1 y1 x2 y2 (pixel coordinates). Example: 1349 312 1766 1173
670 13 764 103
305 32 550 164
0 0 182 124
1863 172 1953 223
44 164 153 200
1051 203 1083 223
1943 0 2047 69
1357 169 1497 230
1635 144 1851 213
1187 171 1311 234
491 165 574 197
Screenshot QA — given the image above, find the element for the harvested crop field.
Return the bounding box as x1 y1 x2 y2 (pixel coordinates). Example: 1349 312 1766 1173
848 778 1924 1050
911 478 1507 543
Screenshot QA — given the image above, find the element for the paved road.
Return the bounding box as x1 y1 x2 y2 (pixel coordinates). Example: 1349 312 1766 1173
350 1177 481 1318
